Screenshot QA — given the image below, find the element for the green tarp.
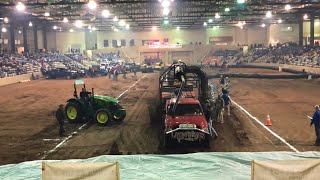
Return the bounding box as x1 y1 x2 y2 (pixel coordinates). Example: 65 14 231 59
1 152 320 180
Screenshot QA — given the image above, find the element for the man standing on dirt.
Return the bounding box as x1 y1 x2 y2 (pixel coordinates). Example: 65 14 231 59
221 90 231 116
55 104 66 137
311 105 320 146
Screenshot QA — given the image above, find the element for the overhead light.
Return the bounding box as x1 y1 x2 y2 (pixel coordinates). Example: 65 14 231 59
278 19 282 23
119 20 126 26
237 0 245 4
161 0 171 8
152 26 157 31
303 14 308 20
285 4 291 11
102 10 110 18
163 7 170 15
208 19 213 23
53 26 57 30
225 8 230 12
87 0 97 10
74 20 83 28
203 22 207 26
92 27 97 31
240 26 243 29
176 26 180 30
4 17 9 23
88 25 92 29
59 28 62 32
16 2 26 11
215 13 220 19
29 22 33 27
2 27 7 33
126 24 130 29
18 30 21 33
44 12 50 17
63 17 68 23
69 29 74 32
261 23 266 27
164 20 169 24
113 16 119 22
266 11 272 18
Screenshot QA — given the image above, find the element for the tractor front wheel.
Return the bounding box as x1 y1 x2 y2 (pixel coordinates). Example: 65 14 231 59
95 109 111 126
65 102 83 123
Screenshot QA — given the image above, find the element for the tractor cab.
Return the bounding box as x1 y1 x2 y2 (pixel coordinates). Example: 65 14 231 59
73 79 93 100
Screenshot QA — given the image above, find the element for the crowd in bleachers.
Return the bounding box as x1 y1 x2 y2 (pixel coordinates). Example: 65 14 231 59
236 43 320 67
96 52 120 60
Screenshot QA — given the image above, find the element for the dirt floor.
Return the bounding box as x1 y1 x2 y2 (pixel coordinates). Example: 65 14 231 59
0 67 318 165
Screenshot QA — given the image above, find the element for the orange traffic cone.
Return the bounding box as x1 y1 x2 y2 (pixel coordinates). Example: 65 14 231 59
265 114 272 126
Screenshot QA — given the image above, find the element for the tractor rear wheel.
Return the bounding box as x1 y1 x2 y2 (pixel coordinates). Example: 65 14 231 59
95 109 111 126
65 102 83 123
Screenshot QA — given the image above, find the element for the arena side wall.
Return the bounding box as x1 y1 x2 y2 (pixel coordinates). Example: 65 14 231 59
247 63 320 74
0 74 33 87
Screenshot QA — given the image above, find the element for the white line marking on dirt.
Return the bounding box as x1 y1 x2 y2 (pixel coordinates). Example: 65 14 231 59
43 139 61 141
231 99 300 153
41 75 147 160
117 75 146 99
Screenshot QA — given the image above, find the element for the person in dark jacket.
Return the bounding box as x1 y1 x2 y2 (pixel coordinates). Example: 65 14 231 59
55 104 66 136
311 105 320 146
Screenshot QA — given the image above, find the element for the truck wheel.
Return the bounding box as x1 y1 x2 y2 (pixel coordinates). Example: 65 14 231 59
65 102 83 123
95 109 111 126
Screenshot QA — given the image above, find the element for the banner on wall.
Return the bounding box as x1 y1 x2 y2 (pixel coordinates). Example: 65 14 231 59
42 161 119 180
252 160 320 180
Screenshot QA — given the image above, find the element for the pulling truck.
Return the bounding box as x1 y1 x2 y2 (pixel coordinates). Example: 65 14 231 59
159 61 217 147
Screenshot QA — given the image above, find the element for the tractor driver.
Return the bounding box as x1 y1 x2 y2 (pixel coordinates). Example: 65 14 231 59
80 88 91 100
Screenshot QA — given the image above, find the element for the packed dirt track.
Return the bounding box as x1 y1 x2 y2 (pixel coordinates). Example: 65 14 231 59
0 68 319 165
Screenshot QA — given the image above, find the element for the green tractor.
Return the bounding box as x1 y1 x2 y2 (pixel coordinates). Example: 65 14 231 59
65 79 126 125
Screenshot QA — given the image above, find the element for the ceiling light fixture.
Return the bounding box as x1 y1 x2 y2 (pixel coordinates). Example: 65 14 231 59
237 0 245 4
203 22 207 26
74 20 83 28
1 27 7 33
16 2 26 11
63 17 68 23
285 4 291 11
4 17 9 23
266 11 272 18
113 16 119 22
53 26 57 30
44 12 50 17
152 26 157 31
261 23 266 27
176 26 180 30
278 19 282 23
87 0 97 10
69 29 74 32
303 14 308 20
163 7 170 15
102 10 110 18
29 22 33 27
208 19 213 23
18 30 21 33
225 8 230 12
161 0 171 8
215 13 220 19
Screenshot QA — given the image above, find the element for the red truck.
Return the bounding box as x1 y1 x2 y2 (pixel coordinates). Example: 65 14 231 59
159 61 216 148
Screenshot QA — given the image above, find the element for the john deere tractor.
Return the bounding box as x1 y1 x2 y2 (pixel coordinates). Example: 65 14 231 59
65 80 126 125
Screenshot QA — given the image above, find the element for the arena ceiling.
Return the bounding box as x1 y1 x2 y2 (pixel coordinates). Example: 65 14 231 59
0 0 319 31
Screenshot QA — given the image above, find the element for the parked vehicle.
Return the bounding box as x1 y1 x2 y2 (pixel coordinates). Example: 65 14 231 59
45 68 79 79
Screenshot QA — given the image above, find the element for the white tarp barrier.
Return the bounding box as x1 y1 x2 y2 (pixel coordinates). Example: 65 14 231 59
252 160 320 180
42 162 119 180
1 152 320 180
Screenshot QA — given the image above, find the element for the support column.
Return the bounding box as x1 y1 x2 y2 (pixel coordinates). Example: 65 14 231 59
33 24 38 51
299 20 303 46
0 25 2 53
310 15 315 46
23 23 28 52
43 26 47 50
9 22 15 53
